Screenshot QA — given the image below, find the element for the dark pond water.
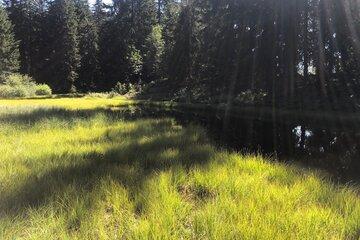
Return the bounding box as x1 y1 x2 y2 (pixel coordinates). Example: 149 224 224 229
118 103 360 182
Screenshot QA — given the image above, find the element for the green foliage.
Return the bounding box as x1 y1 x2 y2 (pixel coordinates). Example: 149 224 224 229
127 45 143 77
47 0 80 93
0 74 36 98
143 25 164 82
112 82 139 95
75 0 99 92
0 73 52 98
0 6 19 75
97 0 157 90
1 73 32 86
161 0 180 78
0 85 27 98
4 0 44 77
85 92 119 99
234 90 268 105
167 4 197 84
2 0 360 110
35 84 52 96
112 82 129 95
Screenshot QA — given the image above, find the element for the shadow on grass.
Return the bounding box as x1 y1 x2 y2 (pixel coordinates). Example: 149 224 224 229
1 102 359 182
0 107 116 124
0 115 215 217
0 103 359 219
0 103 148 127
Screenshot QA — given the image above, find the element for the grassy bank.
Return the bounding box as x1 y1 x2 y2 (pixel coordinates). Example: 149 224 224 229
0 97 359 239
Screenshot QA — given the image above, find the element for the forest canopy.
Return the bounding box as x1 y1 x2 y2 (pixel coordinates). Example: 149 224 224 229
1 0 360 110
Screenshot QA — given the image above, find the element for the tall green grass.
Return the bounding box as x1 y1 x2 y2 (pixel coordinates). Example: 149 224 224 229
0 97 359 239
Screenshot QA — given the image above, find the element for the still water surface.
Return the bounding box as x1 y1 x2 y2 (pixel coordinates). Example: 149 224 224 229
120 103 360 182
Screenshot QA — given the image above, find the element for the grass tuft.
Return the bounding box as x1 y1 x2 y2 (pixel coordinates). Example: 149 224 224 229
0 97 359 239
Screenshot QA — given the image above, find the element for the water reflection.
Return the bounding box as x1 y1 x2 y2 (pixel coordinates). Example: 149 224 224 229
117 104 360 182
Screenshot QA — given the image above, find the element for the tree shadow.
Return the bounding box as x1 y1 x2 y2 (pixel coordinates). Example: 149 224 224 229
109 102 360 183
0 107 115 125
0 102 154 127
1 102 359 221
0 116 215 217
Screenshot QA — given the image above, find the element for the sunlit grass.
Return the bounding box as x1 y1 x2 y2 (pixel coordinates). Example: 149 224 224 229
0 97 359 239
0 95 132 110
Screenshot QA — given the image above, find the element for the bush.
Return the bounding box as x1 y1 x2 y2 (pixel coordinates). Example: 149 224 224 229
127 83 138 95
0 73 52 98
85 92 119 98
1 73 35 87
112 82 129 95
0 85 14 98
234 90 267 105
112 82 140 95
35 84 52 96
0 85 28 98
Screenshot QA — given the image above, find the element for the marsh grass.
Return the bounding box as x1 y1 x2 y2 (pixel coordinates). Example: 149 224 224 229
0 97 359 239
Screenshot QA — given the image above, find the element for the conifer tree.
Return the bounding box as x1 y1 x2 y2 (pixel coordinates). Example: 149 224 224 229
94 0 106 23
161 0 180 80
6 0 32 74
133 0 158 82
47 0 80 93
0 6 19 75
5 0 47 81
167 2 200 86
75 0 99 92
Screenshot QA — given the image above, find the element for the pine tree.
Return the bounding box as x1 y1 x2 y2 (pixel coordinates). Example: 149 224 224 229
5 0 47 81
167 2 200 87
47 0 80 93
161 0 180 80
143 24 164 82
0 6 19 75
133 0 158 82
75 0 99 92
94 0 106 23
6 0 33 74
99 0 157 89
98 2 131 90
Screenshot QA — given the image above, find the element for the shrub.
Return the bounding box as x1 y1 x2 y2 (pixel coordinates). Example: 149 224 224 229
35 84 52 96
112 82 140 95
3 74 35 87
108 91 119 98
112 82 129 95
0 73 52 98
85 92 119 98
12 85 29 97
0 85 14 98
234 90 267 105
0 85 28 98
127 83 138 95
